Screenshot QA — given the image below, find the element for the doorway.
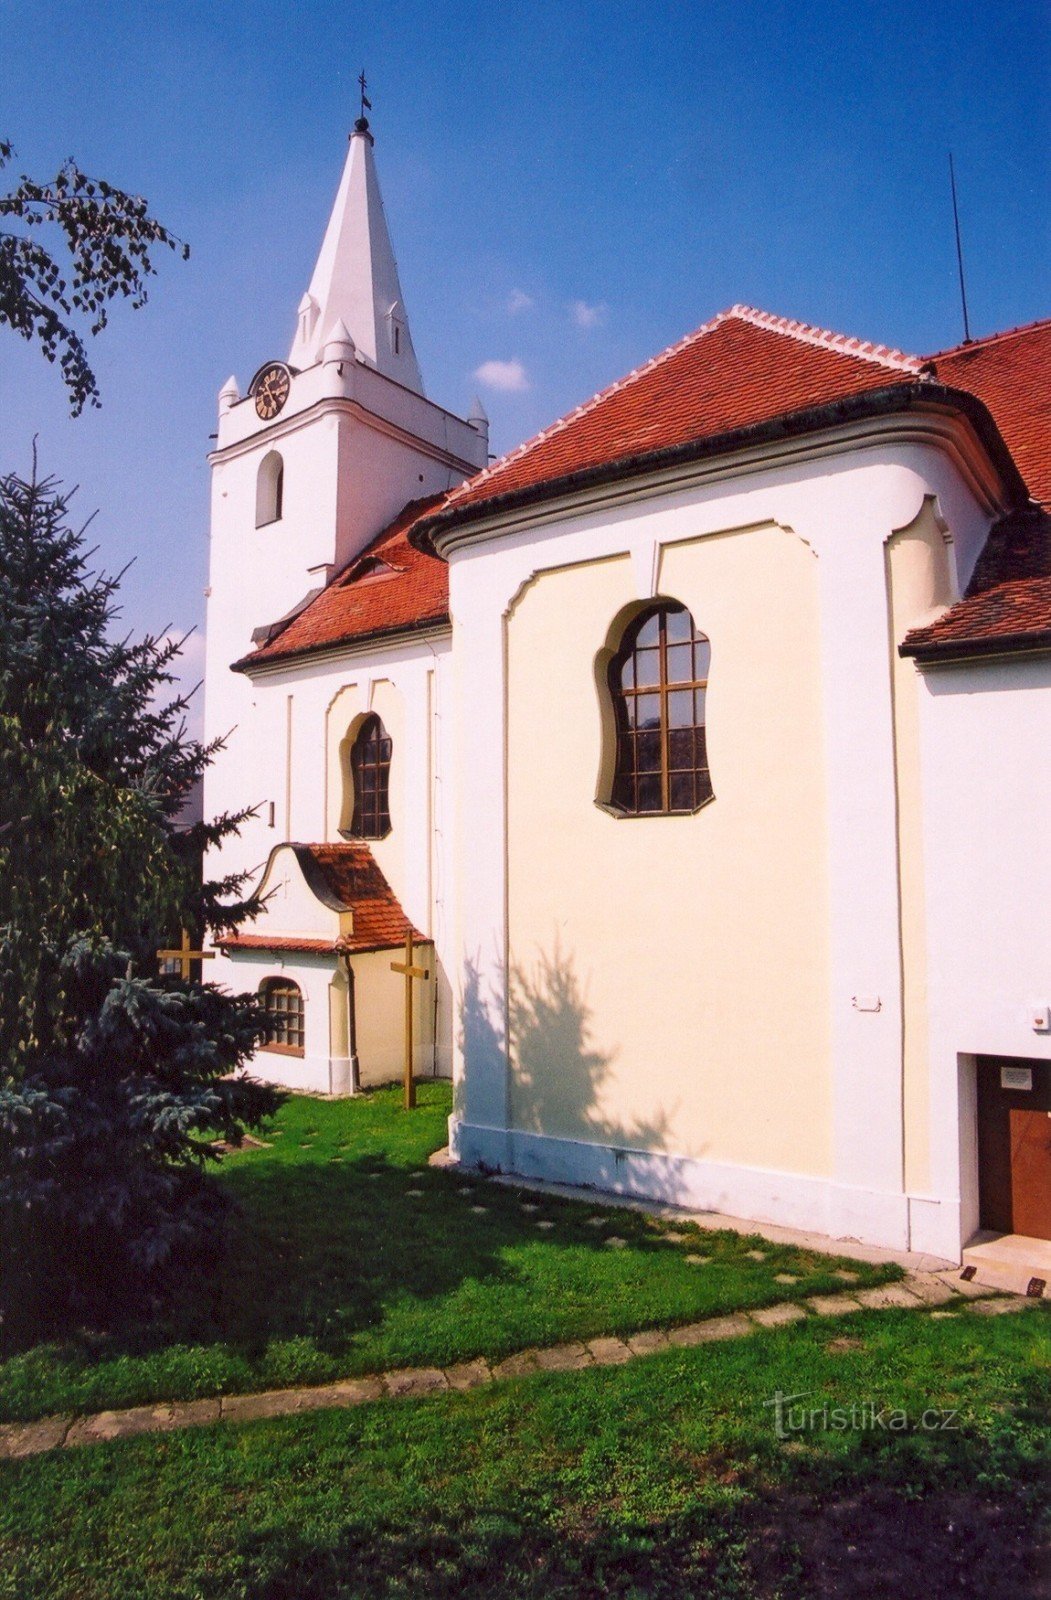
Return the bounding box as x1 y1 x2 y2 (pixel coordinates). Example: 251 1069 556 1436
976 1056 1051 1240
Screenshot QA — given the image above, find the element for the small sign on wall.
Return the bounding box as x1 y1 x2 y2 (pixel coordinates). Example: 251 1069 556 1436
1001 1065 1034 1092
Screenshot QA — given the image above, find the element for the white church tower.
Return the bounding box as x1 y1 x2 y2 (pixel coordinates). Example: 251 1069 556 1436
203 112 487 899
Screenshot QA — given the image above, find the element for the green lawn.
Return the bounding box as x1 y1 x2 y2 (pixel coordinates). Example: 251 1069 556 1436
0 1306 1047 1599
0 1083 898 1423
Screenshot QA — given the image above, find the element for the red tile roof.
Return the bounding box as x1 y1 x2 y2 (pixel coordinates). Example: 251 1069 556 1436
432 306 931 521
221 842 425 956
234 307 1048 668
234 495 449 671
927 320 1051 506
901 508 1051 660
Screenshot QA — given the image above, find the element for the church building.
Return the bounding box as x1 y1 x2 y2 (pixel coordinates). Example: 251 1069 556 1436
203 115 1050 1276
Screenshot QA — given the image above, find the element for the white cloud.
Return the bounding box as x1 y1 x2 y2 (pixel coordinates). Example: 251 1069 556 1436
474 358 530 393
507 288 534 315
570 299 608 330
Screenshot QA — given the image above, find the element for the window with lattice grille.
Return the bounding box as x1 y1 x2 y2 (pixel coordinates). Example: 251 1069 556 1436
609 603 713 816
261 978 305 1054
350 714 392 838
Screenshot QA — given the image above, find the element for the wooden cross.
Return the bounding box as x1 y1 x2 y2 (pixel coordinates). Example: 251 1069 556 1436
156 928 216 982
391 930 429 1109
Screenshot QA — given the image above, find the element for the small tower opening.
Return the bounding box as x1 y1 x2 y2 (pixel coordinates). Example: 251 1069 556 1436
256 451 284 527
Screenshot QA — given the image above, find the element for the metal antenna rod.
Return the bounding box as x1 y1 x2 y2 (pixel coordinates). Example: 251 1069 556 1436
948 153 972 344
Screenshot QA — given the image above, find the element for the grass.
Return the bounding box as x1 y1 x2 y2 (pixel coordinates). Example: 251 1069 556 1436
0 1305 1047 1598
0 1083 899 1423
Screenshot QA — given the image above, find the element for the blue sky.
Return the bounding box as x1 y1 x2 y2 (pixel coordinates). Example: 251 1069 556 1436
1 0 1047 711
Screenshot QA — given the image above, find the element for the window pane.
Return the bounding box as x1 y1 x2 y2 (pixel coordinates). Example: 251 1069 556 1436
668 689 693 728
637 729 661 772
635 647 660 687
666 643 693 683
694 688 707 726
636 693 660 729
669 771 695 811
693 638 711 679
668 728 694 769
637 774 661 811
620 655 635 691
636 613 660 647
664 607 692 643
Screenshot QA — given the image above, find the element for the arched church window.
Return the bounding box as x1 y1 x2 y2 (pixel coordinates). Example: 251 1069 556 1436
608 602 713 815
350 714 392 839
256 451 284 527
260 977 304 1055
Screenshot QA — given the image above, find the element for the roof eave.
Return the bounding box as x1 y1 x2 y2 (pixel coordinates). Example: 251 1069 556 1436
231 612 451 675
900 628 1051 665
410 384 1028 554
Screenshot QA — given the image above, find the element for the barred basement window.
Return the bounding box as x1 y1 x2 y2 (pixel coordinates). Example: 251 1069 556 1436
609 602 713 815
261 978 305 1055
350 714 392 838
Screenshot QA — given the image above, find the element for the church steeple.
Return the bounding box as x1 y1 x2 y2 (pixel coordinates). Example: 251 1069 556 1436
287 118 424 394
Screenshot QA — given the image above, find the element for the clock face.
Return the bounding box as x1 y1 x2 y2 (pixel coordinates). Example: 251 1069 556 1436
253 363 291 421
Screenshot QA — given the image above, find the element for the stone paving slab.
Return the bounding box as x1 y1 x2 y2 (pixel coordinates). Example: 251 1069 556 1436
750 1302 808 1328
933 1269 996 1299
587 1336 633 1366
626 1329 670 1355
668 1314 754 1346
491 1350 540 1380
806 1294 862 1317
444 1359 492 1391
0 1279 1030 1463
535 1342 592 1372
899 1273 959 1306
383 1367 448 1399
0 1416 71 1459
854 1283 925 1311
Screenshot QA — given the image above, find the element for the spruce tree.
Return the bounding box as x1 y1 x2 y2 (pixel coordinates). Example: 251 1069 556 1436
0 463 280 1346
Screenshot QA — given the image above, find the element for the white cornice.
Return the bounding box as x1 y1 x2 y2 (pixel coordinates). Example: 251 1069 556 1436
208 394 479 475
432 405 1011 558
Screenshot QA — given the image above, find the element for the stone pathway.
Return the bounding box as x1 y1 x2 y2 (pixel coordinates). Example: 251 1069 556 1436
0 1270 1030 1462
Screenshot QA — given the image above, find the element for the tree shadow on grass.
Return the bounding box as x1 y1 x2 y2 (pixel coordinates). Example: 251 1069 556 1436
203 1478 1044 1600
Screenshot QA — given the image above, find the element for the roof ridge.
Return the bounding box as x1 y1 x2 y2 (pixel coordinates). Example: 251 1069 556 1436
443 307 744 509
445 305 926 512
927 315 1051 361
729 304 925 375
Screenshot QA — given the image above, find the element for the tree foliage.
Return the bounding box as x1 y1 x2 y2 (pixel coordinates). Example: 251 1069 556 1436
0 466 280 1346
0 139 188 415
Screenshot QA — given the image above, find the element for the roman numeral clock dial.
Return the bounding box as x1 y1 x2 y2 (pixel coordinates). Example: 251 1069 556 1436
252 362 292 421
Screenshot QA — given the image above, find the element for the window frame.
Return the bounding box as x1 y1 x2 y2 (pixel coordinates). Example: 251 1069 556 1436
607 602 714 818
347 713 393 840
260 977 305 1056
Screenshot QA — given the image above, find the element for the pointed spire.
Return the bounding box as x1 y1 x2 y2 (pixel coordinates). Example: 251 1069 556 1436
218 374 239 412
288 124 424 393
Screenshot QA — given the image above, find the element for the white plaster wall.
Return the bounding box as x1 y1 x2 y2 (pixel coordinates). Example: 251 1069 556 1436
916 654 1051 1255
205 634 456 1087
447 431 1001 1251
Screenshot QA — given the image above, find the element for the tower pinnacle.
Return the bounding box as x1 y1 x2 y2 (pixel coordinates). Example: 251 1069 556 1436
287 119 424 393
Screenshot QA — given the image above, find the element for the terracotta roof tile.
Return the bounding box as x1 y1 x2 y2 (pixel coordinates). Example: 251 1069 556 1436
235 495 449 670
220 842 425 955
436 306 929 517
235 308 1048 667
927 320 1051 506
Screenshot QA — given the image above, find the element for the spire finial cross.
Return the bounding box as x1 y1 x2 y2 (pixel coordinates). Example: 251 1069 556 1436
358 69 372 122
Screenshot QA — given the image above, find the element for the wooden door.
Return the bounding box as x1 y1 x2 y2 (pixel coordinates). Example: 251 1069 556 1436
977 1058 1051 1239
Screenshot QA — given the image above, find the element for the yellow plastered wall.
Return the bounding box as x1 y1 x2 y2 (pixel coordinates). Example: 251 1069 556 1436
351 946 435 1088
885 498 954 1196
324 678 406 906
505 524 832 1174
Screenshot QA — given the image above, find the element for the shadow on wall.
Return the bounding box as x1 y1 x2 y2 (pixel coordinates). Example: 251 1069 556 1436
460 942 681 1178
